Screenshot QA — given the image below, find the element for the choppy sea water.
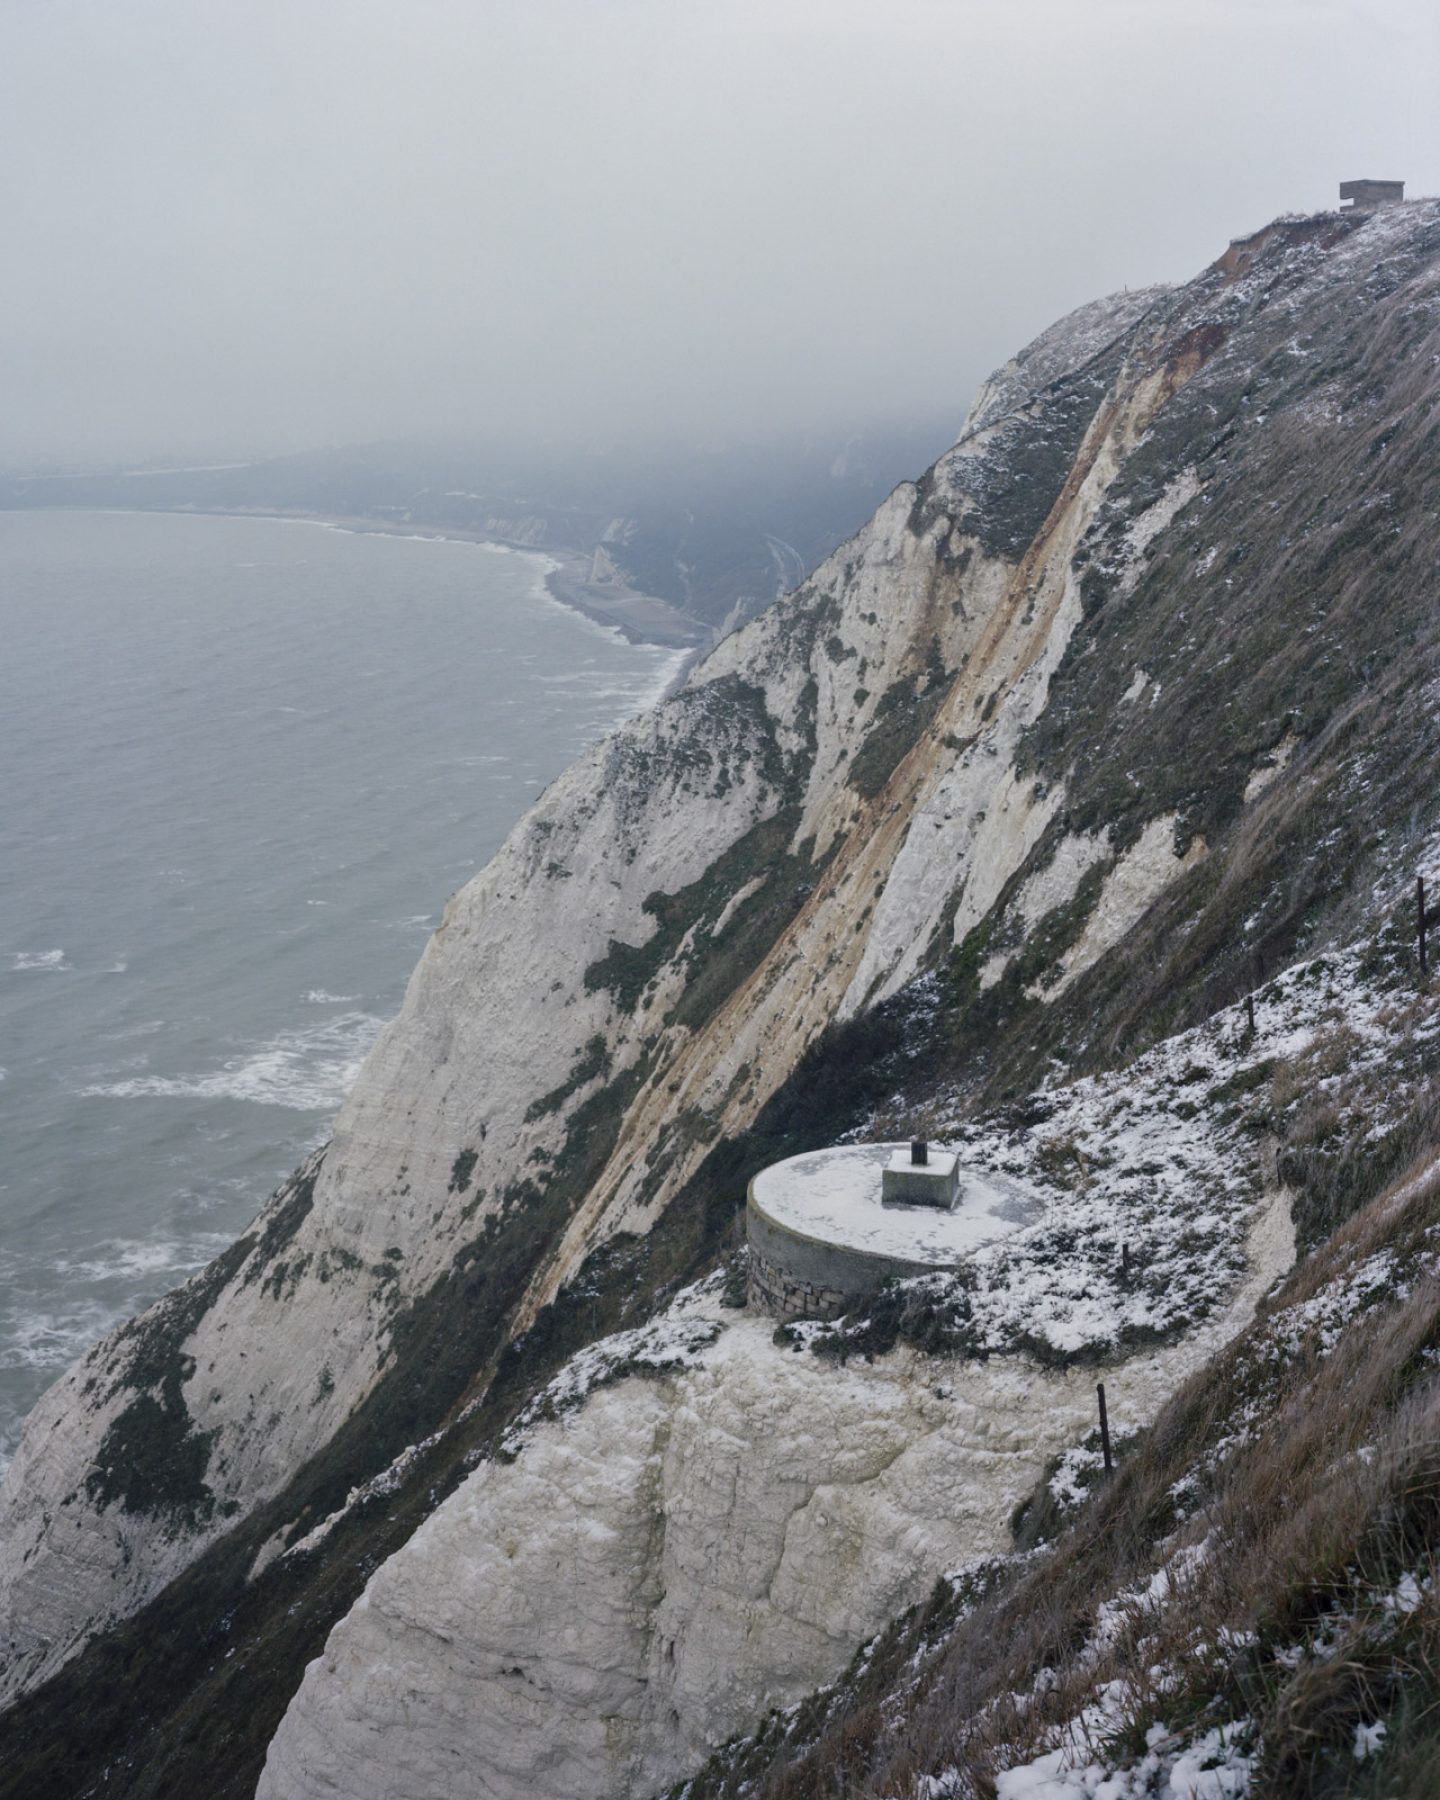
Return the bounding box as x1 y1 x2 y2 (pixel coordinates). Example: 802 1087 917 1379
0 509 683 1468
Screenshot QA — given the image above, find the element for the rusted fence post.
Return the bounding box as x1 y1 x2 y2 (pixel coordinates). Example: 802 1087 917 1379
1097 1382 1113 1473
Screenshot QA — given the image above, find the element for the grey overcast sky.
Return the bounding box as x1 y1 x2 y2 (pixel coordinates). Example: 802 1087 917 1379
3 0 1437 466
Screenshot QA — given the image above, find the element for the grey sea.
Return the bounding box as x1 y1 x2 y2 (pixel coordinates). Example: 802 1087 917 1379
0 509 682 1468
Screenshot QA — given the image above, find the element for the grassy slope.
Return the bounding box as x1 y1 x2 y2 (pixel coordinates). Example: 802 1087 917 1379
667 962 1440 1799
659 215 1440 1795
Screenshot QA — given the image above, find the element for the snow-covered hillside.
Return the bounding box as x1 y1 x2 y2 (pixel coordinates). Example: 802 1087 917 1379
255 898 1440 1799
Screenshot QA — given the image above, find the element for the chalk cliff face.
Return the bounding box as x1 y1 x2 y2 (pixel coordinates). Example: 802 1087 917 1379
260 1335 1148 1800
258 1193 1292 1800
3 199 1440 1799
0 277 1163 1705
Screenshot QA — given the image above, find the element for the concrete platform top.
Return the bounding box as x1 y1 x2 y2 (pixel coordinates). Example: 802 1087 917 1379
885 1145 959 1178
748 1142 1043 1266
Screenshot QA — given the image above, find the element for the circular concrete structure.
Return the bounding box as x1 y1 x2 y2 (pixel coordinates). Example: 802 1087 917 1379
746 1142 1042 1320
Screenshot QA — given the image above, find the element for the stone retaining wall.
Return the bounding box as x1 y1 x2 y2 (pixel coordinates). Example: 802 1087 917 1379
746 1243 851 1321
746 1194 939 1321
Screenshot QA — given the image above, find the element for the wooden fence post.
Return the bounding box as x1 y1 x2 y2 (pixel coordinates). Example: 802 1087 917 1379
1097 1382 1113 1473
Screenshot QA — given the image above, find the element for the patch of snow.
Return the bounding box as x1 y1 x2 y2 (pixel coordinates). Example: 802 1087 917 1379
1123 469 1200 572
265 1421 455 1572
493 1312 723 1459
1242 730 1298 802
1353 1721 1387 1761
854 943 1410 1362
709 875 767 937
982 830 1113 991
751 1143 1041 1264
991 1716 1254 1799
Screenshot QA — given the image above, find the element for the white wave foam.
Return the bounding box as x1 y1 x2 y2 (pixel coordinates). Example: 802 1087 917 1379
1 1299 118 1375
0 1229 242 1473
78 1011 382 1112
11 949 68 972
630 646 692 715
304 989 359 1004
314 522 516 559
54 1232 234 1286
102 1018 166 1040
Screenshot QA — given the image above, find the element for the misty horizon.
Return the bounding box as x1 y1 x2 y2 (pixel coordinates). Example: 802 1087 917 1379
0 405 966 481
4 0 1437 469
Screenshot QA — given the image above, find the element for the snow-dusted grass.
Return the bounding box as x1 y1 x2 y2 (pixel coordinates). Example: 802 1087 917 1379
816 932 1438 1373
682 1175 1439 1795
984 1718 1256 1799
669 908 1440 1800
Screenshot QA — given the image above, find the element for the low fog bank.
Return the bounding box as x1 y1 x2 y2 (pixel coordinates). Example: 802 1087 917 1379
4 1 1436 470
1 413 964 636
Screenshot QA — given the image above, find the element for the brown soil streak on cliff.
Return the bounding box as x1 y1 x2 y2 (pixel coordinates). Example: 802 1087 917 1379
511 334 1214 1333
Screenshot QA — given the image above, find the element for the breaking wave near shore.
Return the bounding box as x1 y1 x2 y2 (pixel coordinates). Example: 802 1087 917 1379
80 1010 384 1113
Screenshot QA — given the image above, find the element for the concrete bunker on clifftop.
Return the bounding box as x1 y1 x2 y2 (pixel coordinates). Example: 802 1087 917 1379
747 1141 1042 1320
1339 178 1404 210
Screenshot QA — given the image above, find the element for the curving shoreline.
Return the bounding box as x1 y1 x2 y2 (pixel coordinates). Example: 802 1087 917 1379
287 511 712 650
92 504 715 650
1 497 716 649
530 542 712 650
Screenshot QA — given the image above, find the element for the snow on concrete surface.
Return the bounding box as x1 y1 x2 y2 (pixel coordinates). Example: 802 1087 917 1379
750 1144 1040 1262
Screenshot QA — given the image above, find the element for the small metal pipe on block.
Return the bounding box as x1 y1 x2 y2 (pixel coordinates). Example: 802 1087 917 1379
883 1143 960 1210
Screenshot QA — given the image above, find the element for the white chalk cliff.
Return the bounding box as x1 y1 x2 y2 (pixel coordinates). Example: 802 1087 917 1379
0 274 1160 1701
5 199 1437 1798
259 1185 1292 1800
